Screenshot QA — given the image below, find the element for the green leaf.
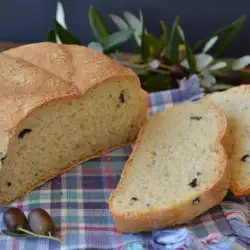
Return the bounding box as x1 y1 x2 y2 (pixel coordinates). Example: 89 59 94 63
185 42 196 73
234 70 250 80
101 29 133 53
177 24 196 73
2 230 33 238
193 15 247 55
209 83 234 91
167 16 181 63
140 23 150 63
232 56 250 70
214 17 246 56
88 5 111 42
2 228 62 243
48 29 57 43
109 14 129 30
123 11 144 46
145 21 169 59
53 17 81 45
214 58 234 67
143 74 173 91
143 34 161 58
160 21 169 56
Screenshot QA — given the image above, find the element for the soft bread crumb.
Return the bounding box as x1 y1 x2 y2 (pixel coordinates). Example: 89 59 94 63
109 103 230 232
0 79 147 204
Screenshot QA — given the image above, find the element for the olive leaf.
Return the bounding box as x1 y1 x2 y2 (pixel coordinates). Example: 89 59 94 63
48 29 57 43
2 230 33 238
88 42 103 52
177 25 196 73
232 56 250 70
142 34 162 59
185 42 196 73
193 15 246 55
88 5 111 42
160 21 168 57
101 30 133 53
209 62 227 71
140 23 150 63
109 14 129 30
202 36 218 53
209 83 234 91
212 58 234 73
234 70 250 80
2 228 62 243
143 74 173 91
53 17 81 45
194 54 213 72
123 11 144 46
213 16 246 56
167 16 181 64
145 21 169 59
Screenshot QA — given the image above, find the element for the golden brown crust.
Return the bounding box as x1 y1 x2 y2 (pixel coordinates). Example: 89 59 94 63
0 137 137 205
108 104 230 233
3 42 138 93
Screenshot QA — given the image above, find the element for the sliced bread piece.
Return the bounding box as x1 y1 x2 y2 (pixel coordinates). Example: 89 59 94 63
202 85 250 196
108 103 229 233
0 44 148 205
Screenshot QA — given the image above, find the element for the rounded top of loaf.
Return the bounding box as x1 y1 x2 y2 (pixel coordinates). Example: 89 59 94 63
0 42 141 157
3 42 138 93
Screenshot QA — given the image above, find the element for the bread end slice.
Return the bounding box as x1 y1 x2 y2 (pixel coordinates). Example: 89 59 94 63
202 85 250 197
108 103 230 233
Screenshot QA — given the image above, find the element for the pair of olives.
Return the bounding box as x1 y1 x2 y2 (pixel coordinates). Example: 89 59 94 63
3 207 55 235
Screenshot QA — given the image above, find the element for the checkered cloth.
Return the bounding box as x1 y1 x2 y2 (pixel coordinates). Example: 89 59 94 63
0 79 249 250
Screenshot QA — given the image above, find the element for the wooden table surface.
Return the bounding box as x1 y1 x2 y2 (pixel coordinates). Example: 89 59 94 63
0 41 26 52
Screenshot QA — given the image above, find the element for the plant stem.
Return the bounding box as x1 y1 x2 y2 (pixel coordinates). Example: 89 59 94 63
17 228 62 243
115 60 170 75
160 64 171 70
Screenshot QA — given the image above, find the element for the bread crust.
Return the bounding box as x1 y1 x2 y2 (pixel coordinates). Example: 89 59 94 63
0 43 148 204
3 42 138 93
108 104 230 233
0 138 138 205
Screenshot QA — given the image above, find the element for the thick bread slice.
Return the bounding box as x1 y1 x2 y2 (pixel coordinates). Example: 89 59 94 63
0 44 148 205
108 103 229 233
202 85 250 196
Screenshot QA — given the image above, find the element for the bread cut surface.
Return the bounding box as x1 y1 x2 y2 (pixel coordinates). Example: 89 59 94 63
0 43 148 205
202 85 250 196
108 103 229 233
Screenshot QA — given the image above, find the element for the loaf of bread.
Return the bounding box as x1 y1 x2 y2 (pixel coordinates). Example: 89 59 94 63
108 103 230 233
0 42 148 205
202 85 250 196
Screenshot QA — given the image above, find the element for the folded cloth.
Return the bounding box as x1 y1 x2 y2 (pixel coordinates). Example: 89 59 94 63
0 75 249 250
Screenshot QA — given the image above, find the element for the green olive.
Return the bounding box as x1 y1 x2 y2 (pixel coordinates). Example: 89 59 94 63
28 208 55 235
3 207 29 233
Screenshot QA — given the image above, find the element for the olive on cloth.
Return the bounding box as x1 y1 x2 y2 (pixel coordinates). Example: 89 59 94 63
28 208 55 235
3 207 29 233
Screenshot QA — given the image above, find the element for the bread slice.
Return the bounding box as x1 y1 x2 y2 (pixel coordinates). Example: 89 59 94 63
108 103 229 233
202 85 250 196
0 44 148 205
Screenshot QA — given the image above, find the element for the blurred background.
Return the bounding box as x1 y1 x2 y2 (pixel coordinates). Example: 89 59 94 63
0 0 249 57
